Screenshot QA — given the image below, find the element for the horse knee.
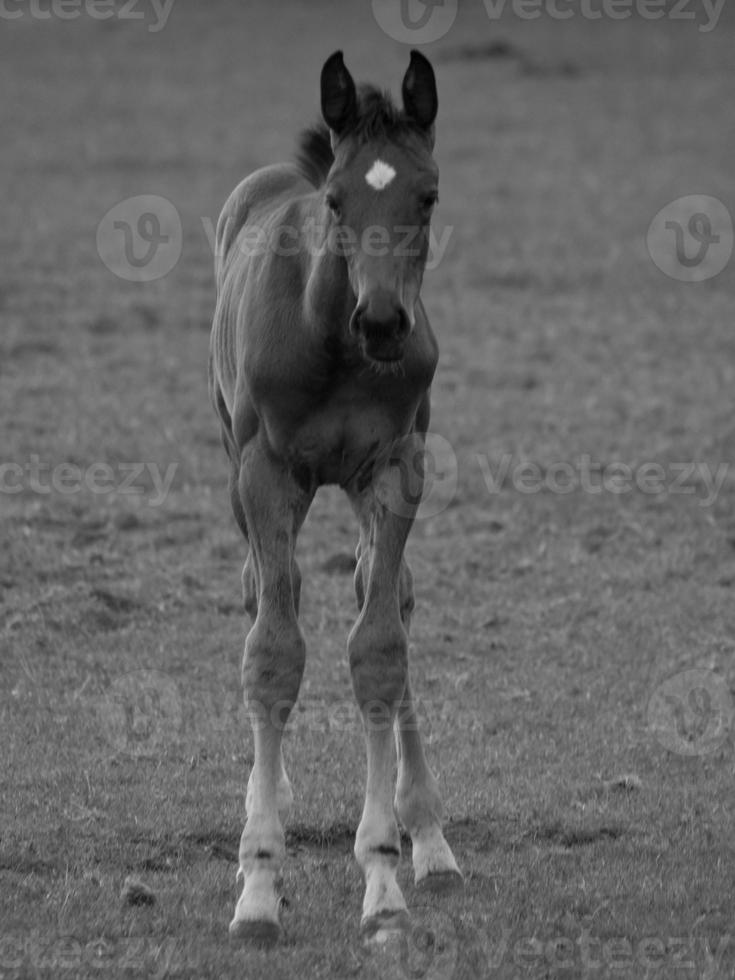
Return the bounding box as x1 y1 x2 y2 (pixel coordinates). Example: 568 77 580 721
348 618 407 710
242 616 306 713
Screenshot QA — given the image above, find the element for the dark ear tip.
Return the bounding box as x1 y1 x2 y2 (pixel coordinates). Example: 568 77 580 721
323 50 345 70
402 50 438 130
321 50 356 135
408 49 433 69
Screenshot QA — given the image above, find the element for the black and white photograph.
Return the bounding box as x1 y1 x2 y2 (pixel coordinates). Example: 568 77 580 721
1 1 734 977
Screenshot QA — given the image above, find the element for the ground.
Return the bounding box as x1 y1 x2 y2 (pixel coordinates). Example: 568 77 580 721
1 2 734 978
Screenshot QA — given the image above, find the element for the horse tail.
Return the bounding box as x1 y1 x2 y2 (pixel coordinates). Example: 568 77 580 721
295 123 333 188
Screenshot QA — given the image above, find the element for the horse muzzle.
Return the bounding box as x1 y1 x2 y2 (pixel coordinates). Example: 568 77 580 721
350 295 411 364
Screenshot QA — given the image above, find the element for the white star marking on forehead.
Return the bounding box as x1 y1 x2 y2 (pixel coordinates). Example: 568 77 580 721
365 159 396 191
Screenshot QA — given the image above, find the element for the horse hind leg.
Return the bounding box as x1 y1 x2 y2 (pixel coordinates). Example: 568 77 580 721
394 559 463 891
246 746 294 827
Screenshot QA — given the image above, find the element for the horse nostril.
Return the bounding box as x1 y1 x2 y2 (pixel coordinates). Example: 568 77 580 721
396 306 410 339
350 304 366 336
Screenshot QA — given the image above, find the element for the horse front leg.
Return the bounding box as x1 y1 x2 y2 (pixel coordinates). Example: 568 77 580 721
229 441 312 944
347 443 425 939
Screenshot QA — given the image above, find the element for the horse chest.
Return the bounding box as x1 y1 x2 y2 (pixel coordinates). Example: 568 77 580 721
262 379 423 488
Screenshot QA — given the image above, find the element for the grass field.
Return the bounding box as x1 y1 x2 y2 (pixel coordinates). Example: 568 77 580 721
2 1 735 977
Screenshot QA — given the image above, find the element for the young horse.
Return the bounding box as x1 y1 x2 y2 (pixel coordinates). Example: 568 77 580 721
209 50 462 943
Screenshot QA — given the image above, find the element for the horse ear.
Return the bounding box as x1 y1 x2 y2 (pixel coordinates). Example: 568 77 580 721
401 50 438 133
321 50 357 137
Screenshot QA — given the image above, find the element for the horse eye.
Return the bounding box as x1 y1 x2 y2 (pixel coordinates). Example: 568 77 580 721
421 193 438 212
325 194 341 219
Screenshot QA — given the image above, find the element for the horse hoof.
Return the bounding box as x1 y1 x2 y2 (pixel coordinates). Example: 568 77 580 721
361 908 411 944
228 917 282 946
415 869 464 893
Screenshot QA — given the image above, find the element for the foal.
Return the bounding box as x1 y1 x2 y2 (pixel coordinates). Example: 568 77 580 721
209 50 461 943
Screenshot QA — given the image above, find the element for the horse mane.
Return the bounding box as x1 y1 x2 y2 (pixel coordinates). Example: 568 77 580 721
295 84 417 188
295 123 334 188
